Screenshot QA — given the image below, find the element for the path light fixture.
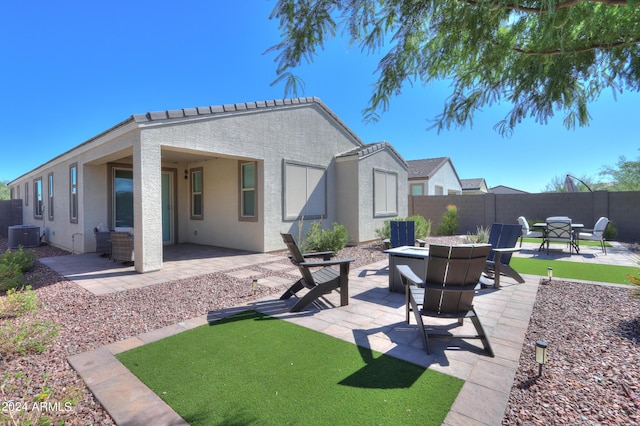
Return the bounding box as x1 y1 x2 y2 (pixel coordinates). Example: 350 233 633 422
547 267 553 281
535 340 548 376
252 278 258 293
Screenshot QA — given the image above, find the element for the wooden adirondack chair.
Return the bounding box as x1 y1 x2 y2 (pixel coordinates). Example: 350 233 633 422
483 223 523 288
397 244 494 356
279 233 355 312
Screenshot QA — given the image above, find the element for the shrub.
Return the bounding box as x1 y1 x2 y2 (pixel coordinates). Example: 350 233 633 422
374 220 391 242
0 319 59 358
435 205 459 236
302 222 349 253
0 372 81 425
0 262 24 292
1 246 37 272
464 225 491 244
604 220 617 241
406 215 432 239
0 286 58 361
0 286 38 318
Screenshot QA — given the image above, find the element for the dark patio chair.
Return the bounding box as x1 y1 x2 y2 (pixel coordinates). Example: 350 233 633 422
279 233 354 312
544 218 579 255
94 228 111 257
483 223 523 288
110 231 134 264
397 244 494 356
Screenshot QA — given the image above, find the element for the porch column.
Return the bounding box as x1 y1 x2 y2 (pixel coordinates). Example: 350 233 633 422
133 137 163 273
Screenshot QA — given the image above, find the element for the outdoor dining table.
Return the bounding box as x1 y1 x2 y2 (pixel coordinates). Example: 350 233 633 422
533 219 584 253
384 245 430 293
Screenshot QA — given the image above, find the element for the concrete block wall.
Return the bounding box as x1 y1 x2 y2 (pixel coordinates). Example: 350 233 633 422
410 191 640 242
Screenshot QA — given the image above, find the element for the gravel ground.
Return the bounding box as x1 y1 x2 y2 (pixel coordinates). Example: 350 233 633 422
1 236 639 425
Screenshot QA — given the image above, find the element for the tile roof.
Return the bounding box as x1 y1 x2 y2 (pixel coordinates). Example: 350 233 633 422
489 185 529 194
461 178 486 190
131 96 364 146
9 97 364 183
133 97 315 122
407 157 451 179
336 141 407 167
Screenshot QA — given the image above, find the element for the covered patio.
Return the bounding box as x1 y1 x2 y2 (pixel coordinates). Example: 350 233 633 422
39 244 292 295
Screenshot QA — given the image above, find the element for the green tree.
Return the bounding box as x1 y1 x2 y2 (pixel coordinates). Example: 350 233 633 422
0 180 9 200
599 149 640 190
268 0 640 135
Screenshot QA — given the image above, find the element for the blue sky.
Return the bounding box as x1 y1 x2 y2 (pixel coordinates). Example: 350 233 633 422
1 1 637 193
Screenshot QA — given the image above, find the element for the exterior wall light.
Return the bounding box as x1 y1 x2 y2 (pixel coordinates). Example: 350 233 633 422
535 340 548 376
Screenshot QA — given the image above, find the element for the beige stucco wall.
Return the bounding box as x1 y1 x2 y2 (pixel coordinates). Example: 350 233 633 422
143 103 362 252
8 100 410 272
8 124 139 254
357 150 409 242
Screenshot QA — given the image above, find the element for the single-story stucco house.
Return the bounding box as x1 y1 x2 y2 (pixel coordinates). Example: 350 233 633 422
407 157 462 196
8 97 408 273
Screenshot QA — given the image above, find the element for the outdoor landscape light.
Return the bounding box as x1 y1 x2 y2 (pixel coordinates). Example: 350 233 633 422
547 267 553 281
535 340 548 376
252 278 258 292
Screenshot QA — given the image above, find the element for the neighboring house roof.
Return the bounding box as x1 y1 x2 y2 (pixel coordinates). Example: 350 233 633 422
9 97 362 184
407 157 450 179
337 141 407 168
489 185 529 194
407 157 462 184
461 178 487 191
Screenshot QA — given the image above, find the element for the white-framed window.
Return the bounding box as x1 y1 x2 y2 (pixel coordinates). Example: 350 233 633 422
70 163 78 223
239 161 257 221
48 172 54 221
434 185 444 196
374 169 398 217
410 183 424 196
16 185 20 200
283 161 326 220
34 178 43 219
191 167 203 220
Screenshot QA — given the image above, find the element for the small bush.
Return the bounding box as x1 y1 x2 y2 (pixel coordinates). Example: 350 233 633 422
464 225 491 244
0 319 59 358
1 286 38 318
0 262 24 292
435 205 459 236
1 372 81 425
406 215 432 239
0 286 58 361
302 222 349 253
604 220 617 241
1 246 37 272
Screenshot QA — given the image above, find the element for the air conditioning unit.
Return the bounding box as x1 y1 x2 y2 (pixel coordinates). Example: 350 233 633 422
8 225 40 249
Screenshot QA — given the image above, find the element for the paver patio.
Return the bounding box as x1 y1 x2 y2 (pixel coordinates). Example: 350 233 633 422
56 241 639 425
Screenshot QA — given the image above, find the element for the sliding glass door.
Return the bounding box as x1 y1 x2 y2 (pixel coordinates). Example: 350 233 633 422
114 169 133 228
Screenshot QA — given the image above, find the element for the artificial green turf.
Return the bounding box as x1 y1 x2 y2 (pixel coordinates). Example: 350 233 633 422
116 310 463 425
510 257 637 284
520 238 612 247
